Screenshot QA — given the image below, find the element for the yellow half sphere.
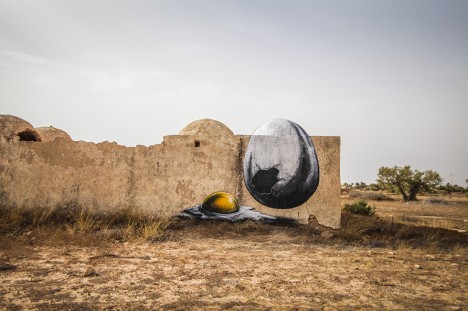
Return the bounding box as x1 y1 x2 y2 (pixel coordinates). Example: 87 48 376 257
201 191 240 214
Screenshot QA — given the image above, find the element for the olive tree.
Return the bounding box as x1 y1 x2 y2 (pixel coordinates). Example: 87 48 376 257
377 166 442 201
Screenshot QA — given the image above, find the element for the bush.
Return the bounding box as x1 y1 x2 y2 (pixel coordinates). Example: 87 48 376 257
0 204 173 241
366 183 382 191
343 199 376 216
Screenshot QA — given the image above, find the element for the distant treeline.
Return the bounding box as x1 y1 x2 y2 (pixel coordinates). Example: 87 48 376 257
343 166 467 201
343 181 467 194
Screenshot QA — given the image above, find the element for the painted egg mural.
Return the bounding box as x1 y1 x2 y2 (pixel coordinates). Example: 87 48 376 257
243 119 319 209
179 191 279 222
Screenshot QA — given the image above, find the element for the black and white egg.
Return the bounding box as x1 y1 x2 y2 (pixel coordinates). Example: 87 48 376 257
243 119 319 209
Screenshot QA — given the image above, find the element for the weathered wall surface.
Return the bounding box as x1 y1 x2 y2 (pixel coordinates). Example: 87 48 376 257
0 136 240 217
0 118 341 228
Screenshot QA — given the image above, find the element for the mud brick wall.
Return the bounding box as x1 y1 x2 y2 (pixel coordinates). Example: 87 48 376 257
0 118 341 228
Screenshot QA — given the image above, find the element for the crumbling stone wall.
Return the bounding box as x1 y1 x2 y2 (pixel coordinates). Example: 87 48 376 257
35 127 72 142
0 117 341 228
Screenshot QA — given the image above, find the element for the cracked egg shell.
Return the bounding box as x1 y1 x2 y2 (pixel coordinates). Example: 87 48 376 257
243 119 319 209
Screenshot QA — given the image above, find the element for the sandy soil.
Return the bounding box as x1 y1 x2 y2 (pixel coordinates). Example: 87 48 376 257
1 228 466 310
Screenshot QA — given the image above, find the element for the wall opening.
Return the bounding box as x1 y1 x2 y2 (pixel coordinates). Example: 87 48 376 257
18 130 41 142
194 140 200 147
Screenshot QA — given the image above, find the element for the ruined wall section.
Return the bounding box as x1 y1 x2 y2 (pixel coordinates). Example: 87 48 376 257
131 134 239 216
0 118 340 228
0 140 134 212
0 131 240 217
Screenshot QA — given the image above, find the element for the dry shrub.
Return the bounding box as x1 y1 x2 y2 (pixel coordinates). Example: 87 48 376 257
140 218 172 240
72 209 97 233
339 214 370 241
343 199 375 216
349 190 394 201
119 217 172 241
0 204 172 242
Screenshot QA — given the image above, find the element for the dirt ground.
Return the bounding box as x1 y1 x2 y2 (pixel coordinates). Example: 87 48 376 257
1 219 467 311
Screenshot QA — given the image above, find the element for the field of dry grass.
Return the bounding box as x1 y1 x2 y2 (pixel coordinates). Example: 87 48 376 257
343 191 468 232
1 195 467 310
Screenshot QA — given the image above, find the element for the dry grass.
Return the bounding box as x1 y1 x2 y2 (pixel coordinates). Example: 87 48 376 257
349 190 394 201
339 194 467 253
389 215 467 232
1 194 466 253
342 193 467 228
423 197 450 205
0 204 172 242
338 211 467 253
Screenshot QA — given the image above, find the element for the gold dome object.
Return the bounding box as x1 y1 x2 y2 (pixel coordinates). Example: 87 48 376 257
201 191 240 214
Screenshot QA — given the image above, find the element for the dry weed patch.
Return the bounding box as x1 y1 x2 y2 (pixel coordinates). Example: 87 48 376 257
1 201 466 253
0 204 172 242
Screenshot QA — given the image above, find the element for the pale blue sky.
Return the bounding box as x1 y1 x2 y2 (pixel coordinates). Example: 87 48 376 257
1 0 467 185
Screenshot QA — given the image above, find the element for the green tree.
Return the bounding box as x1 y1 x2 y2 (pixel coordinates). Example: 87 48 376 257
342 182 352 189
377 166 442 201
367 183 382 191
439 183 466 194
354 182 367 190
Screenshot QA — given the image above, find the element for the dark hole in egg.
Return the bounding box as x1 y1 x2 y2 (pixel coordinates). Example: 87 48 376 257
252 167 280 194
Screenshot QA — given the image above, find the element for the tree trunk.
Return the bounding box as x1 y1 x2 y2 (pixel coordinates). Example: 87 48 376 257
397 186 409 201
408 186 419 201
